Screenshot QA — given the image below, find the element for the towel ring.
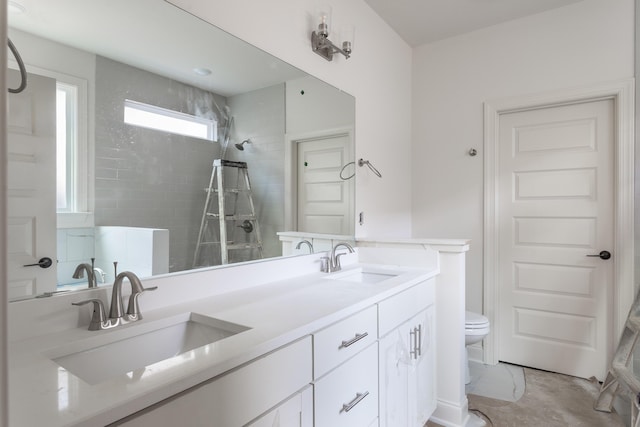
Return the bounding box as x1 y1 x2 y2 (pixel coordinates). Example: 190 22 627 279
8 38 27 94
358 158 382 178
340 161 355 180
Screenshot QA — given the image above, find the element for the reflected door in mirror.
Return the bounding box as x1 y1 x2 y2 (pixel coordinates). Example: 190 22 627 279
7 70 57 299
297 133 354 235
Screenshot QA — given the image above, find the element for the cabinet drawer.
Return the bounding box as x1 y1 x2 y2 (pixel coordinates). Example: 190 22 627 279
314 342 379 427
378 279 434 337
313 305 377 378
116 337 312 427
246 385 313 427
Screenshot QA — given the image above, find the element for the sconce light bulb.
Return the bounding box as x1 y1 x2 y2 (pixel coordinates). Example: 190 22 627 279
318 22 329 37
343 41 352 55
318 9 331 37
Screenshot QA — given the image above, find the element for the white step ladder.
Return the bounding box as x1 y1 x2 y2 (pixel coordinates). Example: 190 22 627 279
193 159 263 267
595 288 640 426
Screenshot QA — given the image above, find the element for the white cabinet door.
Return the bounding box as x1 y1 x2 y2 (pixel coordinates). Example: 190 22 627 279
408 307 436 427
378 319 412 427
379 307 436 427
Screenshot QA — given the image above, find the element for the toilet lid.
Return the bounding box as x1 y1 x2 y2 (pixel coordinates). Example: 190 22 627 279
465 311 489 327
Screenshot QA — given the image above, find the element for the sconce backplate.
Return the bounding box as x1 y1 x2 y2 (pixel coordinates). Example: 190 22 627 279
311 31 334 61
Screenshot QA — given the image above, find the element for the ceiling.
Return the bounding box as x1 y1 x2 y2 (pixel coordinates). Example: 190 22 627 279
363 0 585 47
8 0 305 96
8 0 586 95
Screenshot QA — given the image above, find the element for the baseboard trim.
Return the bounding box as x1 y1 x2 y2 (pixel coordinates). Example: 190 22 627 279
431 397 470 427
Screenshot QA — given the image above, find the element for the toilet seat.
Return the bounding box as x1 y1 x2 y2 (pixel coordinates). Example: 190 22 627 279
465 311 489 328
465 311 490 334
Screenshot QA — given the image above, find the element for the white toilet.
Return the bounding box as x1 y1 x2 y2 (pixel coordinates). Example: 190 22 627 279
465 310 491 384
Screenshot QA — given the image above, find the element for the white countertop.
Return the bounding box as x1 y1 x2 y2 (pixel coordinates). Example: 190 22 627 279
9 263 437 427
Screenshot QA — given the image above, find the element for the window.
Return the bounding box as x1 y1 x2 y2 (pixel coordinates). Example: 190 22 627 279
56 82 78 212
123 99 217 142
28 66 91 227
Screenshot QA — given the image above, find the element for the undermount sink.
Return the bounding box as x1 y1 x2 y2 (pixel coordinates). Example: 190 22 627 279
47 312 249 385
324 267 400 284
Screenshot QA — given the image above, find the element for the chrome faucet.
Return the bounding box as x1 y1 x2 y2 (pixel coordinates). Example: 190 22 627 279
72 263 97 288
295 240 314 253
93 267 106 284
72 271 157 330
323 242 355 273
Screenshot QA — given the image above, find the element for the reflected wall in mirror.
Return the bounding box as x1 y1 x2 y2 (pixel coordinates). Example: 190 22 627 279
6 0 355 301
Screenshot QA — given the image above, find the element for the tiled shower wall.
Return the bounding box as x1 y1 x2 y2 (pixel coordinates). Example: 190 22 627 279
94 56 226 272
94 56 285 271
226 84 285 260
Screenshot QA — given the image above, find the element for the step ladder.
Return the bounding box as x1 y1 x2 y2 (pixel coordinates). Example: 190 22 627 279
192 159 263 267
595 289 640 426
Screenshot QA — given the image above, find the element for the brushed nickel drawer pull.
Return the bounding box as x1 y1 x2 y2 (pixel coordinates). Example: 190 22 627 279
339 332 368 349
341 391 369 413
416 324 423 357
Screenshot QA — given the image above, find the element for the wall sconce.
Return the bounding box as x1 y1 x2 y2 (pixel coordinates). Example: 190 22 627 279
311 8 353 61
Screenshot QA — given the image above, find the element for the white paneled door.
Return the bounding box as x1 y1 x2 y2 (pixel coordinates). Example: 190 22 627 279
297 133 353 235
7 70 57 300
498 99 614 380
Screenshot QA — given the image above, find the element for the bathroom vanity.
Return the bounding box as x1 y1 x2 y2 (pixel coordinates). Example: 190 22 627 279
8 240 471 426
116 274 435 427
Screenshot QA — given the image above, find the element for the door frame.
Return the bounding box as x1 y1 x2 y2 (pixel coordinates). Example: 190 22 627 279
284 126 355 233
483 79 635 365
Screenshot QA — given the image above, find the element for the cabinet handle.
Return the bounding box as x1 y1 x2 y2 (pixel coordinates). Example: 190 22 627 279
341 391 369 413
339 332 368 349
410 328 418 359
416 324 422 357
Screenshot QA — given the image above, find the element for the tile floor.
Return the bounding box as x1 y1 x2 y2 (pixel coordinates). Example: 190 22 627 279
428 361 629 427
465 361 526 403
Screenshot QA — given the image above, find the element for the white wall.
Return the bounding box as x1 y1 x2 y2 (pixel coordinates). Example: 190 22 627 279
285 75 355 135
167 0 414 238
411 0 635 314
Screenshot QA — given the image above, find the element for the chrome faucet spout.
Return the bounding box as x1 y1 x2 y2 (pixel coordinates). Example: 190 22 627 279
109 271 146 320
72 263 97 288
329 242 355 272
73 270 156 330
93 267 106 283
295 240 314 253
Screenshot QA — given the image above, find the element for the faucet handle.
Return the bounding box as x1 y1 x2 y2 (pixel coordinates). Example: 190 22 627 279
334 253 347 272
320 257 330 273
72 299 107 331
126 286 158 320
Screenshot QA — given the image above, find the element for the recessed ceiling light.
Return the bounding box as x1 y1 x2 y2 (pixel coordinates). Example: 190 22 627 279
193 67 212 76
8 1 26 14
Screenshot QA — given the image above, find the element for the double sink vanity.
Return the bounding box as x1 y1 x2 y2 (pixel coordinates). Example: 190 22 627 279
8 240 470 426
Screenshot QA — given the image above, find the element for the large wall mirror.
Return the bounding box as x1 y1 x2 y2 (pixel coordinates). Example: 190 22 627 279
6 0 355 301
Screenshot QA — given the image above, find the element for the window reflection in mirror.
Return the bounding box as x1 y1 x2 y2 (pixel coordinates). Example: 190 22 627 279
6 0 355 301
